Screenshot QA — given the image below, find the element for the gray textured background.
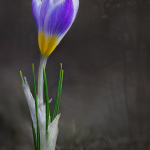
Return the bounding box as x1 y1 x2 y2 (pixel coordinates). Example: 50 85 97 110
0 0 150 149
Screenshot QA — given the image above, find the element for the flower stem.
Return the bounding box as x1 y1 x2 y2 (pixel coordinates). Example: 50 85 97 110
38 56 48 104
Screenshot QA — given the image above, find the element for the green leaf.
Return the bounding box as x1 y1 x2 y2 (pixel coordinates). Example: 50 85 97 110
20 71 24 83
32 64 40 150
32 122 37 150
51 64 63 122
43 65 50 136
56 69 64 115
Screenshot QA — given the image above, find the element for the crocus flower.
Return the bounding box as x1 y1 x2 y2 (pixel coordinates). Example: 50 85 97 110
32 0 79 57
22 1 79 150
31 0 79 111
31 0 79 109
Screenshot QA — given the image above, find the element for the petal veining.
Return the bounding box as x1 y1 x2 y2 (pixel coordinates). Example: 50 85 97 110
39 0 51 31
45 0 74 36
56 0 79 44
31 0 41 28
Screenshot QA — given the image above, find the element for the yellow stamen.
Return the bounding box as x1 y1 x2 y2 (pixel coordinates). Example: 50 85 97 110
38 32 58 56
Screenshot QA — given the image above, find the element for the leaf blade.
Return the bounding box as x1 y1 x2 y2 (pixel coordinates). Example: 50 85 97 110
20 71 24 83
32 121 37 150
51 64 63 122
32 64 40 150
43 65 50 136
56 70 64 115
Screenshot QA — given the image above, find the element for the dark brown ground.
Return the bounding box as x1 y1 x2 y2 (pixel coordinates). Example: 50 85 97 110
0 0 150 149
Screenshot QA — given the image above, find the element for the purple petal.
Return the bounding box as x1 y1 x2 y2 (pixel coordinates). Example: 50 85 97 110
45 0 74 36
31 0 41 28
39 0 52 31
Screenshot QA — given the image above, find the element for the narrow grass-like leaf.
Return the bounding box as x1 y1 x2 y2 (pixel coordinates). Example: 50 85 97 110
56 70 64 115
32 122 37 150
51 64 63 122
43 65 49 135
32 64 40 150
20 71 24 83
51 64 62 121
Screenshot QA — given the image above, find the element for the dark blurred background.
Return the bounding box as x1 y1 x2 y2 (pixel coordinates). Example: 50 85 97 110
0 0 150 149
